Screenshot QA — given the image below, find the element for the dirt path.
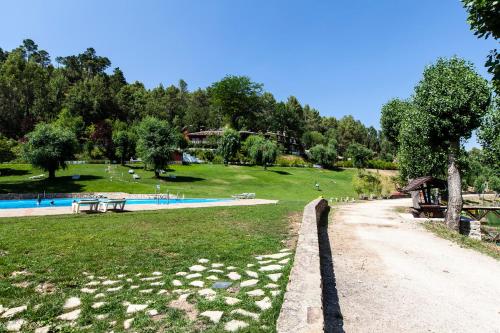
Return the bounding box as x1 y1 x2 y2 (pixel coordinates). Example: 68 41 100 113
329 199 500 333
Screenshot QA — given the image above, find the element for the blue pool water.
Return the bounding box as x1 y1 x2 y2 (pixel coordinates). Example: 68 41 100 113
0 198 232 209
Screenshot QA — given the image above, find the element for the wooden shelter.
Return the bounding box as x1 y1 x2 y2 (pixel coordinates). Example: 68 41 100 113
401 176 447 217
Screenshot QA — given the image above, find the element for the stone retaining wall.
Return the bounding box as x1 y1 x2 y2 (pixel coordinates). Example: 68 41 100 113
459 219 482 240
277 198 329 333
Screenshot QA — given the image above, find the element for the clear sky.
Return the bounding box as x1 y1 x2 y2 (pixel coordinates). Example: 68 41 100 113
0 0 496 133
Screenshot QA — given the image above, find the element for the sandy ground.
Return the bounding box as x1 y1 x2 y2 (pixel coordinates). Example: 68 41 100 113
0 199 278 218
330 199 500 333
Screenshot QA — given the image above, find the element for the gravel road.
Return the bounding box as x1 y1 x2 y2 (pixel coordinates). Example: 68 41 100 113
329 198 500 333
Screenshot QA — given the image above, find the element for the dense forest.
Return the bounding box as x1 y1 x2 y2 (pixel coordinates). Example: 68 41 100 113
0 39 394 163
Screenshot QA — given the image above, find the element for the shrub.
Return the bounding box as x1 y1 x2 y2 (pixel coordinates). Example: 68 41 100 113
309 144 337 168
352 171 382 196
276 155 310 167
212 155 224 164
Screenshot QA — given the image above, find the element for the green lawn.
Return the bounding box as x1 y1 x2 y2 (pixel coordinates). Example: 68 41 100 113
0 164 356 332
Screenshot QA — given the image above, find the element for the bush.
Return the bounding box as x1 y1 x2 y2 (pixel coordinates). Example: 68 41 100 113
276 155 311 167
212 155 224 164
352 171 382 196
335 160 353 168
309 144 337 168
366 159 398 170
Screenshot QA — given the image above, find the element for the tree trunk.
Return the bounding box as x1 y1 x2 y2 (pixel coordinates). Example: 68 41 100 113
445 141 463 230
410 190 420 209
48 168 55 179
154 170 160 178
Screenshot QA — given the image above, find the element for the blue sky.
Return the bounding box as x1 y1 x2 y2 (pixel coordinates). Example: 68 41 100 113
0 0 496 134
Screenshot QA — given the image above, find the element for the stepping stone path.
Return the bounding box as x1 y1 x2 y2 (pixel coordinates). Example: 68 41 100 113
1 248 291 331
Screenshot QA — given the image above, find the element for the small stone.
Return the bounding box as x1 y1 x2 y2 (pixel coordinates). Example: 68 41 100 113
255 297 272 311
140 276 161 281
264 283 279 289
227 272 241 280
157 289 169 295
94 293 105 299
224 297 241 305
211 263 224 268
97 276 107 280
245 270 258 278
226 266 237 270
107 286 123 292
232 308 260 320
173 289 189 294
246 264 255 268
206 275 219 280
6 318 25 331
34 325 50 333
175 271 188 276
63 297 81 310
186 273 202 279
139 289 153 294
270 290 281 297
81 287 96 294
117 274 126 278
102 280 120 285
0 304 4 314
57 309 81 321
240 279 259 287
109 320 117 325
86 281 100 286
126 304 148 314
189 280 204 287
198 288 217 301
246 289 265 297
278 258 290 264
172 279 183 286
96 314 108 320
150 281 164 286
189 265 207 272
259 265 282 272
208 269 224 273
135 273 142 277
126 278 133 282
10 270 30 277
1 305 27 318
92 302 106 309
130 285 139 289
13 281 31 288
35 282 56 294
151 271 162 276
267 273 282 282
224 319 249 332
258 260 274 265
147 309 158 316
200 310 223 323
123 318 133 330
258 253 290 260
198 259 210 264
212 281 232 289
279 249 291 253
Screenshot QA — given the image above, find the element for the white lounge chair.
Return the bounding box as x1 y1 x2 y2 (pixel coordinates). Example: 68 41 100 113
133 174 141 180
29 174 45 180
231 193 256 199
98 199 126 212
72 199 100 213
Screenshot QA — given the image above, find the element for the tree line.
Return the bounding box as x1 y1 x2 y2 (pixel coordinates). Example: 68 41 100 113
0 39 396 167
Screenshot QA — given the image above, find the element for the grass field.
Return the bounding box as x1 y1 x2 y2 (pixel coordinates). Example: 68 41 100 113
0 163 357 332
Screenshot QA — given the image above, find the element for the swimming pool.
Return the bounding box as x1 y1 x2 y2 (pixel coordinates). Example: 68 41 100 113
0 198 232 209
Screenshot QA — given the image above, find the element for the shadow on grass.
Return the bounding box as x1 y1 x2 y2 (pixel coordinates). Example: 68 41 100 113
270 170 291 175
0 175 103 194
0 168 30 176
158 175 205 183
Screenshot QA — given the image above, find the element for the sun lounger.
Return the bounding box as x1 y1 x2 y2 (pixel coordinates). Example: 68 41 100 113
72 199 100 213
133 174 140 180
71 175 80 180
231 193 256 199
98 199 126 212
29 174 45 180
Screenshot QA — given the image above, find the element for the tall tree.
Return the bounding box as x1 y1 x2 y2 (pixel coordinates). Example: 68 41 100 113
217 129 241 164
380 98 414 152
136 117 178 177
413 57 491 229
23 123 77 179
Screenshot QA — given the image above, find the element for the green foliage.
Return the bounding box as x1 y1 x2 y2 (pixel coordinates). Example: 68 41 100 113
53 108 85 139
0 135 16 162
309 142 337 168
414 57 491 144
136 117 177 177
352 171 382 196
112 129 136 165
489 176 500 193
209 75 263 130
478 103 500 167
212 155 224 164
217 129 241 164
302 131 325 149
275 155 310 167
474 175 487 193
462 0 500 93
346 143 374 169
23 123 77 179
380 99 414 151
245 136 279 169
